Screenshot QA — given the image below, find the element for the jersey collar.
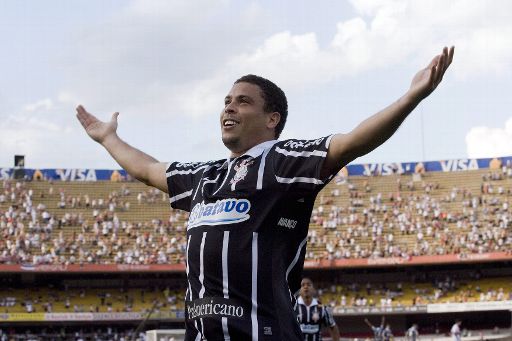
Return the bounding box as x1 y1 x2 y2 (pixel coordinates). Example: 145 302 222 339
298 296 319 307
231 139 279 159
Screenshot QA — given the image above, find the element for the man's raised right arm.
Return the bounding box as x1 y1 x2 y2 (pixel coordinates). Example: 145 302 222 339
76 105 168 193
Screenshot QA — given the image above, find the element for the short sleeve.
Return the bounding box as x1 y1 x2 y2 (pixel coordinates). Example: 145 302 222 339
270 135 335 194
322 306 336 328
166 161 208 212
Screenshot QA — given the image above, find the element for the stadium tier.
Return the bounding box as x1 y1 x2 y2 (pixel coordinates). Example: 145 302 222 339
1 167 511 266
1 158 512 340
0 276 510 314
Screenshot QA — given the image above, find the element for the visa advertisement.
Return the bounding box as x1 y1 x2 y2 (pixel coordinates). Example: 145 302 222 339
1 156 511 181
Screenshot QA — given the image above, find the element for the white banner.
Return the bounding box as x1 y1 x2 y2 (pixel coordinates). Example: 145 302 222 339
427 300 512 313
44 312 143 321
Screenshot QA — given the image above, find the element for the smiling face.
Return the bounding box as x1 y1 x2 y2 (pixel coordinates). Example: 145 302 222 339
221 82 280 157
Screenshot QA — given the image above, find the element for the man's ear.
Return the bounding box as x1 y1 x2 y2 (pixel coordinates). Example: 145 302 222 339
267 112 281 129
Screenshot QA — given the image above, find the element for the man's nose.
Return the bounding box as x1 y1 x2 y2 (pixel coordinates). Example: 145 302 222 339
224 102 236 113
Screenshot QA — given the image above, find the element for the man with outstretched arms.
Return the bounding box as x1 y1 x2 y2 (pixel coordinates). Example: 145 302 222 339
77 47 454 340
365 316 386 341
296 278 340 341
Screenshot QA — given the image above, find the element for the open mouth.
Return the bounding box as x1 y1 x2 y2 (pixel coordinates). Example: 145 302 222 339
223 119 239 127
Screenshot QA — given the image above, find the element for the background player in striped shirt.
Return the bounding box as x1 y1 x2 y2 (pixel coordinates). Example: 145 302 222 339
296 278 340 341
76 46 454 340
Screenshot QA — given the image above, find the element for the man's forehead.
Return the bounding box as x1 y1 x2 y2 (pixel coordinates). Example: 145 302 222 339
301 278 313 285
226 82 263 99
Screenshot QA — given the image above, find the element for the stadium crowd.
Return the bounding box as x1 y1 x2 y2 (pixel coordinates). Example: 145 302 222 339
0 272 510 315
0 180 187 265
0 285 181 314
1 166 512 267
0 167 511 316
314 271 512 309
0 326 146 341
307 169 512 261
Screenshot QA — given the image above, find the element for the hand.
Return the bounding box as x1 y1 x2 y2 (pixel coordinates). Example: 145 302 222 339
76 105 119 144
409 46 454 100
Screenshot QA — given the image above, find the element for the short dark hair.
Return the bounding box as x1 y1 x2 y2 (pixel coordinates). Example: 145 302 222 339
234 74 288 138
301 277 314 285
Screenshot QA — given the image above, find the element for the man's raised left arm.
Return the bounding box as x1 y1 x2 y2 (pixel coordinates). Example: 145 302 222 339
322 46 454 177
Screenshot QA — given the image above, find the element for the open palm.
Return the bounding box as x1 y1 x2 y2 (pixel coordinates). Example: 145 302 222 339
76 105 119 144
409 46 454 100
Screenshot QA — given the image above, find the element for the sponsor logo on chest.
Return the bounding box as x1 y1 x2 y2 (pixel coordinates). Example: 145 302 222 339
300 324 320 334
188 198 251 229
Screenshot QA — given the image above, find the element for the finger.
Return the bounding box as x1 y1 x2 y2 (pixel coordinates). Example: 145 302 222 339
111 112 119 122
426 55 441 85
441 46 454 72
428 55 441 69
447 46 455 66
76 105 98 127
76 106 89 127
436 54 447 81
76 113 87 128
434 53 446 84
436 46 455 84
76 105 91 121
426 63 436 88
443 46 450 69
76 105 86 117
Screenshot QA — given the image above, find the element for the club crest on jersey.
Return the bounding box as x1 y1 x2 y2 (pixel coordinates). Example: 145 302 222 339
230 159 254 190
188 198 251 229
312 311 320 322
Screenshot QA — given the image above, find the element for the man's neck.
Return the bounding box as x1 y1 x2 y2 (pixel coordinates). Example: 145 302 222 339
302 296 313 306
228 139 277 159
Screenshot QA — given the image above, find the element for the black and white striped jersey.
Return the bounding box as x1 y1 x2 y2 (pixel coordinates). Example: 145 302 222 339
166 136 336 341
295 297 337 341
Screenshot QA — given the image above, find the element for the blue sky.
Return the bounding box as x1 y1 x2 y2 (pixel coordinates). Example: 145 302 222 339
1 0 511 169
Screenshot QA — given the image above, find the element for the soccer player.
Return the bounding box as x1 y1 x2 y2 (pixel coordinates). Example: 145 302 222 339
406 324 419 341
77 46 454 340
365 316 385 341
451 320 462 341
382 323 394 341
295 278 340 341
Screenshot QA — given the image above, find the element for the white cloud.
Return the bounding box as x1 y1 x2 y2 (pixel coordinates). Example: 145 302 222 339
48 0 512 125
168 0 512 119
466 118 512 158
5 0 510 168
458 27 512 76
53 0 278 119
0 115 74 165
123 0 229 22
348 0 407 17
57 92 81 105
23 98 54 112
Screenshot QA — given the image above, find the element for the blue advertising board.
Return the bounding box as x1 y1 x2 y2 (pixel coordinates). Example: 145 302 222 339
1 156 511 181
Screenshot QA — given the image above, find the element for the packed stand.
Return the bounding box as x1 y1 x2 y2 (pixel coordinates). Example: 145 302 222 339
0 165 512 266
